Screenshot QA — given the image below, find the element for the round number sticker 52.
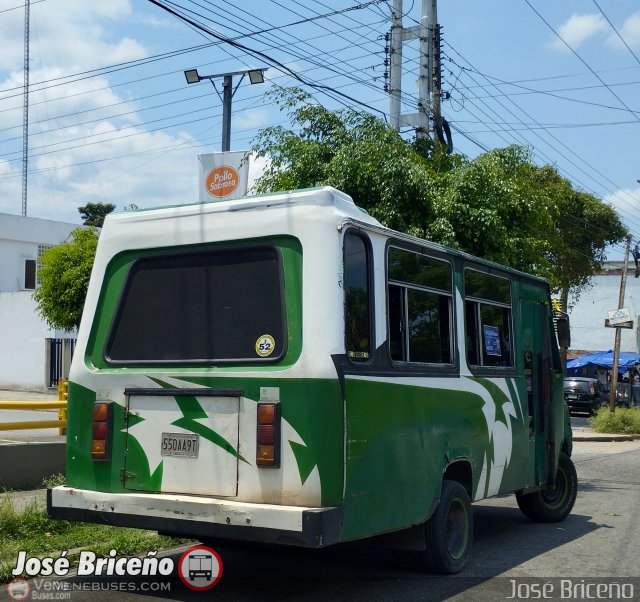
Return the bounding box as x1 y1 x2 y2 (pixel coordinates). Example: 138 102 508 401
255 335 275 357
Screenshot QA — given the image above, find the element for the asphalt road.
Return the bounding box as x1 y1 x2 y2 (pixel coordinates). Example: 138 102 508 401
2 436 638 602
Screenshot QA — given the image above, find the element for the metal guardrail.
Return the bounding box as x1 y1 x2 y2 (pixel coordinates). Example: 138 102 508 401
0 380 68 435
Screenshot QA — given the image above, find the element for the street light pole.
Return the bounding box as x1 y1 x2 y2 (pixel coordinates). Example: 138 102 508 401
183 67 267 153
221 74 233 152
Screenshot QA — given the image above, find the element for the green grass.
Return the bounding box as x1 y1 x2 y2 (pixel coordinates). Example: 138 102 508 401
0 491 189 583
588 407 640 434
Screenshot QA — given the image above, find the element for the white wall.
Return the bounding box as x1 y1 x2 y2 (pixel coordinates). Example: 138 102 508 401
0 213 78 291
568 273 640 353
0 214 80 390
0 292 58 390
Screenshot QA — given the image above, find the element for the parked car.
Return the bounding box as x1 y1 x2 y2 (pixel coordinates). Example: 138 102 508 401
563 377 607 415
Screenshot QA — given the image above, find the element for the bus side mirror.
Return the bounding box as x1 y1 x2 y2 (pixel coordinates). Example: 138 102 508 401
556 313 571 349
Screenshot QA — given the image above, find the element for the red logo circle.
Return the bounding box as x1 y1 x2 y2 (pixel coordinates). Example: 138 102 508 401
177 545 223 591
7 578 31 601
205 165 240 198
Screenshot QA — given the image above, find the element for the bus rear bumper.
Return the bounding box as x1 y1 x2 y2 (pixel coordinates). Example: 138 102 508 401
47 486 343 548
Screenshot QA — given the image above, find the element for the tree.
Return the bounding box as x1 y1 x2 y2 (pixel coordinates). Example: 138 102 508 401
78 202 115 227
427 145 559 274
251 87 459 236
34 228 99 331
550 187 627 309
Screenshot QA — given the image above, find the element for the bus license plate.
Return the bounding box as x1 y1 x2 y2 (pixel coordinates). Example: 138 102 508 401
161 433 199 458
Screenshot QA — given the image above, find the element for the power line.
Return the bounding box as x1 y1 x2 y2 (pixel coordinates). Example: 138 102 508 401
147 0 389 117
592 0 640 68
523 0 640 124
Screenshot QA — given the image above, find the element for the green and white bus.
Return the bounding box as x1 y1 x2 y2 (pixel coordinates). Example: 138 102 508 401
48 186 576 573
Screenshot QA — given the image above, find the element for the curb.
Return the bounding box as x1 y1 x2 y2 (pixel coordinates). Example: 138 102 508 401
0 442 65 490
572 432 640 442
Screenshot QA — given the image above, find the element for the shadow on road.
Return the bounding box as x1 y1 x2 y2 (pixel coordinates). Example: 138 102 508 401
73 499 601 601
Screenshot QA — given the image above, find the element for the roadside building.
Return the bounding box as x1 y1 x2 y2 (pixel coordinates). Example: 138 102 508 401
0 213 79 391
567 260 640 355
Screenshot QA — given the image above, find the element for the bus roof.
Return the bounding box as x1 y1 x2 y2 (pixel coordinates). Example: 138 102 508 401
102 185 548 288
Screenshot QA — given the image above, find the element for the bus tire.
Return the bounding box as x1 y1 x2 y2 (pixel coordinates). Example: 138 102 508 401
421 480 473 574
516 452 577 522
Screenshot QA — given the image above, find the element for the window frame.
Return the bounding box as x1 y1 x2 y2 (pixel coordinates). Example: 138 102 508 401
24 259 36 290
103 243 288 366
463 266 515 371
386 244 455 367
343 229 374 365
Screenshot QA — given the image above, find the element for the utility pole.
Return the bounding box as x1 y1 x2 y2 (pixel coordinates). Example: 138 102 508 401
388 0 434 137
431 0 443 144
389 0 403 132
221 74 232 152
609 233 633 412
22 0 30 217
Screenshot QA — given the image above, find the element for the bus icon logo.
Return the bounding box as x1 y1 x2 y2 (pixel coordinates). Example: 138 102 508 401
189 554 212 580
7 578 31 601
178 545 223 591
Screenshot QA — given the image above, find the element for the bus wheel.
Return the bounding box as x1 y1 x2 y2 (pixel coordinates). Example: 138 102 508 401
516 452 577 522
421 480 473 574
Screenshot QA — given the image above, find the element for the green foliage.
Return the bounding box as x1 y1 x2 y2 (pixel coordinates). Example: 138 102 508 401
78 202 115 227
429 146 557 273
251 87 449 235
543 170 627 305
589 407 640 434
41 473 66 488
33 228 99 331
0 493 186 583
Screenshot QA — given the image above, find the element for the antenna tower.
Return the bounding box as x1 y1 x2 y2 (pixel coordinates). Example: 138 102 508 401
22 0 30 217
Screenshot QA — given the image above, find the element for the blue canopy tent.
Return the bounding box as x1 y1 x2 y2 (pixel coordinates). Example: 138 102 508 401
566 350 640 376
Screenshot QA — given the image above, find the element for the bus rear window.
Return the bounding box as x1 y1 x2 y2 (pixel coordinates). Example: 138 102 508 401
105 245 285 364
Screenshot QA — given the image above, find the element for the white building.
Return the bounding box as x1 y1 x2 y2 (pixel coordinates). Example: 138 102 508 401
567 261 640 355
0 213 79 391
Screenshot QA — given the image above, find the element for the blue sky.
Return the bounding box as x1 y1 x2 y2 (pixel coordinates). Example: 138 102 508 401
0 0 638 259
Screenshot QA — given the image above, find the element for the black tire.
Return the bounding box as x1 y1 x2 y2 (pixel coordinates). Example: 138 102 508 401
421 480 473 574
516 451 577 523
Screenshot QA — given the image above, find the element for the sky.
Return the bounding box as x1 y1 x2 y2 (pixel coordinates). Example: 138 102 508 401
0 0 639 260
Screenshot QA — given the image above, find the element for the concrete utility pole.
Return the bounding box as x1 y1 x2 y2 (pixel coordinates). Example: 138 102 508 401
389 0 403 132
609 233 633 412
430 0 444 144
388 0 434 137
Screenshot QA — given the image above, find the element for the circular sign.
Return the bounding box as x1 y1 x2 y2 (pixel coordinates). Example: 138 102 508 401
177 545 223 591
7 579 31 601
204 165 240 198
255 335 276 357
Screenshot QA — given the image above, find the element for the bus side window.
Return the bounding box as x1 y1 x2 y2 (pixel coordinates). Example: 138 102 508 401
388 284 406 361
344 232 372 362
464 268 513 368
387 247 453 364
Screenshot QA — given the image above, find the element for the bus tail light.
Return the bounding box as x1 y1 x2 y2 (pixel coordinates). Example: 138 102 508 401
256 402 281 467
92 402 112 460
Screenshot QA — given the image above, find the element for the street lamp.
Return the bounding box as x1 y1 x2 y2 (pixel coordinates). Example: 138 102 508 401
183 67 267 152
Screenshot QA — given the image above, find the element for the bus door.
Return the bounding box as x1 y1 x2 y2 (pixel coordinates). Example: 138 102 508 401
521 299 556 487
